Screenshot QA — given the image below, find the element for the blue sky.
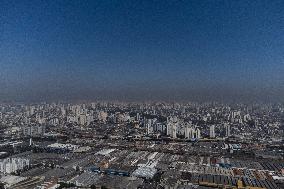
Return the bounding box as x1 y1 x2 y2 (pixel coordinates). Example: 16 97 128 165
1 0 284 102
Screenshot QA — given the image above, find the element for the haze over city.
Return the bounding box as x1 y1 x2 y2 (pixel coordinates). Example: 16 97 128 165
1 0 284 102
1 1 284 189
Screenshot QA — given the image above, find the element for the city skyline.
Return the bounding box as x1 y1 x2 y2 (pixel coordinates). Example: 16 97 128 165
0 1 283 188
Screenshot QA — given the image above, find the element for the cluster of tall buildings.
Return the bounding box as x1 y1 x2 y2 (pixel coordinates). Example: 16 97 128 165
22 125 45 137
143 116 232 140
209 124 230 138
0 102 283 141
0 158 29 174
185 123 201 139
166 117 201 139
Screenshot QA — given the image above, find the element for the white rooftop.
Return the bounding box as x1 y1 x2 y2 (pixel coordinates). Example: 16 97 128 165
95 149 116 155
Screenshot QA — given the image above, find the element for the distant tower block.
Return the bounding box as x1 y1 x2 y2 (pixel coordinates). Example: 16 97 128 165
209 125 215 138
172 123 177 139
225 124 231 137
29 138 32 146
195 128 201 139
166 117 178 139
